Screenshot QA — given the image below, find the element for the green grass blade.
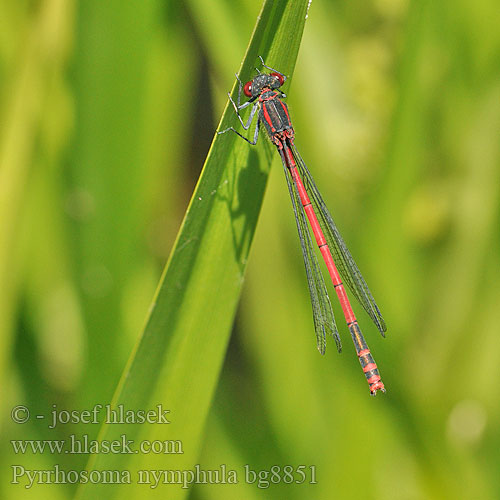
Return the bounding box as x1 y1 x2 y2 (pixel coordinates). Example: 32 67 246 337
76 1 310 498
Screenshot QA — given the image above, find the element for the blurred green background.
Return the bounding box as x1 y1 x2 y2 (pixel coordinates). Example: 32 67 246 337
2 0 500 499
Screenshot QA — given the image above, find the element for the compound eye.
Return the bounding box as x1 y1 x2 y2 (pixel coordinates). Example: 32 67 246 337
243 81 253 97
270 72 285 86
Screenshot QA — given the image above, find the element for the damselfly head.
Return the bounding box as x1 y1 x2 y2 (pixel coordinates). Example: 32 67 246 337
243 72 284 98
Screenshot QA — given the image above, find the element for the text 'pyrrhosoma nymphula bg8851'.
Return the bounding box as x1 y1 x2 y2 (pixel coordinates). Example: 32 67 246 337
218 57 387 395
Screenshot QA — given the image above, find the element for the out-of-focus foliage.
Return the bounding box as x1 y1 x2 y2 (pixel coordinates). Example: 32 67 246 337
1 0 499 499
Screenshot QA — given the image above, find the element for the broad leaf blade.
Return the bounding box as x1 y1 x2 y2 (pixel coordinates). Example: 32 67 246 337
76 1 310 498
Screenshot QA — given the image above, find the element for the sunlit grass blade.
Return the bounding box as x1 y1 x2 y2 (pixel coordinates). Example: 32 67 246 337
76 1 311 498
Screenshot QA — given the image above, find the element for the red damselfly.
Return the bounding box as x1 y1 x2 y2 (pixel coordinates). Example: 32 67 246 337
218 57 387 395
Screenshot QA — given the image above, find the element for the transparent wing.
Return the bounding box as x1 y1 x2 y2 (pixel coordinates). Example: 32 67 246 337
282 159 341 354
290 144 387 336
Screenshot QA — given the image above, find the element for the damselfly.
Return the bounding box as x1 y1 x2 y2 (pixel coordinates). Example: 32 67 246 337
219 57 387 395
